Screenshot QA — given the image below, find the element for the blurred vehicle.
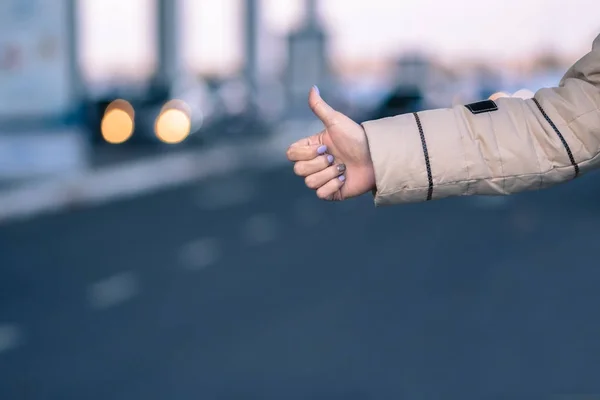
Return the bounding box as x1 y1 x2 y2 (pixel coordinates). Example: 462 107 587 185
334 79 426 122
502 70 565 98
370 84 425 120
82 74 218 146
334 75 398 122
200 76 275 144
83 74 276 147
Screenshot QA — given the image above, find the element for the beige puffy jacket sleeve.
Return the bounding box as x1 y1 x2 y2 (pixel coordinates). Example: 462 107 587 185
362 34 600 205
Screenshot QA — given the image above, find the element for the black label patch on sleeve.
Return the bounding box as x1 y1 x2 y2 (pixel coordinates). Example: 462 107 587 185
464 100 498 114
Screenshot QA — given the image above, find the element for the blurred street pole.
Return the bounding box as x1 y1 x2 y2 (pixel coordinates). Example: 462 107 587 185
67 0 83 122
305 0 317 27
155 0 181 93
244 0 259 99
285 0 330 118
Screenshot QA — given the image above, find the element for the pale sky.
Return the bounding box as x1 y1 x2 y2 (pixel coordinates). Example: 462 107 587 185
77 0 600 80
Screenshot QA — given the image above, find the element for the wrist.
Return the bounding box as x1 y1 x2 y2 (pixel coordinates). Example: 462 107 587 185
360 124 377 193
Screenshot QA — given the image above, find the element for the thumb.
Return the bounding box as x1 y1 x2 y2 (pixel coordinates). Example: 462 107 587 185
308 86 337 127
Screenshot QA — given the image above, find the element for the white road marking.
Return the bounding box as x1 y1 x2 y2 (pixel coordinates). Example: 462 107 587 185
242 213 279 246
0 324 22 354
179 237 221 270
0 119 317 225
88 271 139 310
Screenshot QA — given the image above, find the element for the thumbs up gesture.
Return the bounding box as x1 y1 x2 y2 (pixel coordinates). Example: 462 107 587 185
286 86 376 201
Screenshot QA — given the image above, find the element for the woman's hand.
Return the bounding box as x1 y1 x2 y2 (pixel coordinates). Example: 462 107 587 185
286 86 376 201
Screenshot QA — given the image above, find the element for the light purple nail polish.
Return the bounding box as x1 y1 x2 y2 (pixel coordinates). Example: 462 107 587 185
313 85 320 95
317 145 327 155
327 154 334 164
339 175 346 182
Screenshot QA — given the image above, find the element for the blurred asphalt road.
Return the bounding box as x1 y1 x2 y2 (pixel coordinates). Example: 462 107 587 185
1 162 600 398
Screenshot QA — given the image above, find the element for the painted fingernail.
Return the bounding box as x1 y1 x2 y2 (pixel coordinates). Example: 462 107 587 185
336 164 346 173
327 154 334 164
313 85 320 95
339 175 346 182
317 145 327 155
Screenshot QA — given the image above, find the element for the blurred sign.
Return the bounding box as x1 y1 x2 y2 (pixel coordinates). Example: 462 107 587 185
0 0 73 118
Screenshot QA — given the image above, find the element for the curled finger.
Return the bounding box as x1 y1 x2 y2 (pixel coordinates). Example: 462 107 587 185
289 132 324 148
316 174 346 201
304 163 346 189
293 154 334 177
286 144 328 162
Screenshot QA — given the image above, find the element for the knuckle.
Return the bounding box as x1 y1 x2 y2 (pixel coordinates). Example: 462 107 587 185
311 100 322 111
316 189 329 199
316 132 325 145
293 163 304 176
330 111 342 125
305 176 317 189
329 166 341 180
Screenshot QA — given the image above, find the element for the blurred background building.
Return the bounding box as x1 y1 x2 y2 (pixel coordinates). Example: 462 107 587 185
0 0 599 398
